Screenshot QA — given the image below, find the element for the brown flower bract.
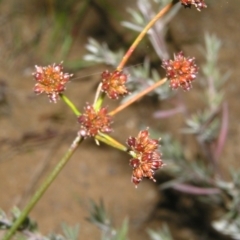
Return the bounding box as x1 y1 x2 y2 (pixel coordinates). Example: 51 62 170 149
78 104 113 137
101 70 128 99
162 51 198 91
180 0 207 11
33 62 72 103
127 129 163 186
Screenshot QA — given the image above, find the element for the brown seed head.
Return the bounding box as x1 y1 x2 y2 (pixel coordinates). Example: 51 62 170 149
180 0 207 11
101 70 128 99
162 51 198 91
78 104 113 137
33 62 72 103
127 129 163 186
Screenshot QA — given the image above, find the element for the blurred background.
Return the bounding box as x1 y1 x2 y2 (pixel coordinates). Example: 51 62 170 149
0 0 239 239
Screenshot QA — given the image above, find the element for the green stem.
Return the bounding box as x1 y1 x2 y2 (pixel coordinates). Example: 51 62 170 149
3 135 83 240
93 83 105 111
94 92 105 111
96 133 128 152
60 93 81 116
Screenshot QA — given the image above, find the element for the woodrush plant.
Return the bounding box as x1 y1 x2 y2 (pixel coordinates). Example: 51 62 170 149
1 1 208 239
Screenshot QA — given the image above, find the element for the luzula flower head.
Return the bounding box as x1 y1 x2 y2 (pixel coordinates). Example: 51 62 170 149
127 129 163 186
33 62 73 103
78 104 113 137
180 0 207 11
162 51 198 91
101 70 128 99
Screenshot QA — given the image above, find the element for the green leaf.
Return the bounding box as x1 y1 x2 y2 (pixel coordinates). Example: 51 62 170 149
62 222 80 240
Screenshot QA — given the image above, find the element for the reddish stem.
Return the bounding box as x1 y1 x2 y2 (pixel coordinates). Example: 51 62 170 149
116 3 172 71
110 78 167 116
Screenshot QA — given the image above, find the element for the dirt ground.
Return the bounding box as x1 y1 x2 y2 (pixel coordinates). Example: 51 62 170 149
0 1 239 239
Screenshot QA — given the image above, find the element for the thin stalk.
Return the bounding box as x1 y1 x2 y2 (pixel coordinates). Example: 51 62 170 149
116 3 172 71
110 78 167 116
96 133 128 152
3 135 83 240
60 93 81 116
93 84 106 111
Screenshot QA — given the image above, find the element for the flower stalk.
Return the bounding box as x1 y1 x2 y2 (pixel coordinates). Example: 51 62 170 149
60 93 81 116
96 133 128 152
116 3 172 71
2 135 83 240
109 78 167 116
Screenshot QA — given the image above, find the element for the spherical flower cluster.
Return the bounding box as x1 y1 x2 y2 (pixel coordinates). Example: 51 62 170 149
78 104 113 137
33 62 72 103
162 51 198 91
101 70 128 99
127 129 163 186
180 0 207 11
